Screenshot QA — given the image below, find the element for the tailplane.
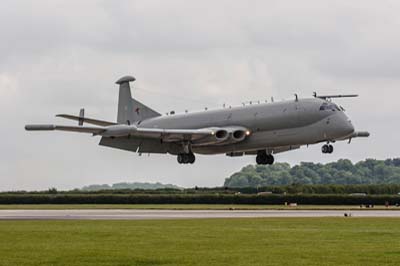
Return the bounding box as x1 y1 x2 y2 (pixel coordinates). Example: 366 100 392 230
115 76 161 124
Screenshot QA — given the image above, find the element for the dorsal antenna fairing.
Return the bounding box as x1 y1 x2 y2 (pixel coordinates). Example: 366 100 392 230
313 92 359 100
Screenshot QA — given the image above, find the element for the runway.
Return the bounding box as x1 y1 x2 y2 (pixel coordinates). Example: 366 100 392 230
1 209 400 220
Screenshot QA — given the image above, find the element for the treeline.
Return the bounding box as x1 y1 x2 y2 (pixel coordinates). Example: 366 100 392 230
5 184 400 195
224 184 400 195
81 182 181 191
0 194 399 205
224 159 400 187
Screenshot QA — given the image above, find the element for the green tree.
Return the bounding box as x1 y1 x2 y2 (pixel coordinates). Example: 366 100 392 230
224 158 400 187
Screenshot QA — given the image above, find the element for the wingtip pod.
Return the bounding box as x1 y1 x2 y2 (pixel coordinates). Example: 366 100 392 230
25 124 56 131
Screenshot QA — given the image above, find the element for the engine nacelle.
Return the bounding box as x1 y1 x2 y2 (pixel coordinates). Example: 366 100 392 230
194 128 229 146
216 126 250 145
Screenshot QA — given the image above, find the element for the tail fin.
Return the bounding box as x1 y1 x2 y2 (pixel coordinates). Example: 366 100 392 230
115 76 161 124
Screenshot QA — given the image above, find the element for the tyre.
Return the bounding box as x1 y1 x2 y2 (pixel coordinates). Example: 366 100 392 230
188 153 196 164
256 155 266 165
328 145 334 154
182 154 189 164
322 145 328 154
267 155 275 165
177 154 183 164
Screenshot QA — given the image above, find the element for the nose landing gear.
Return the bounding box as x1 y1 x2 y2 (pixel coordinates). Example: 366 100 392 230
177 153 196 164
322 144 334 154
256 151 275 165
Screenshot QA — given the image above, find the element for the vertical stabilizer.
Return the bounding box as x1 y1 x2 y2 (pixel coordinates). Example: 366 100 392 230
115 76 161 124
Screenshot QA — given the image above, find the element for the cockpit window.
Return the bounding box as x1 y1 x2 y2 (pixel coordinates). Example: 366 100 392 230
320 102 341 111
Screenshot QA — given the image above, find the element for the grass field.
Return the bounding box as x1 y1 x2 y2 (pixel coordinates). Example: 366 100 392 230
0 204 399 210
0 218 399 266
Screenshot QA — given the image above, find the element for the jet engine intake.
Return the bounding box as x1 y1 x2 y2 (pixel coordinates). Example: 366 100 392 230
215 129 229 140
192 128 229 146
232 129 246 142
215 126 250 145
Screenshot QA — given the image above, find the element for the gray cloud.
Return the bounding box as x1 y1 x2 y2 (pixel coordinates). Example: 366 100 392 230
1 0 399 190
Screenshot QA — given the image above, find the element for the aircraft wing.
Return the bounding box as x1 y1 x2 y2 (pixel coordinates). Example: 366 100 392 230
102 126 227 144
25 124 231 144
133 128 217 142
56 114 117 126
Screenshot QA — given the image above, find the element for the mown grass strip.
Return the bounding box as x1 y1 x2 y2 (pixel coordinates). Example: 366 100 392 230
0 218 399 266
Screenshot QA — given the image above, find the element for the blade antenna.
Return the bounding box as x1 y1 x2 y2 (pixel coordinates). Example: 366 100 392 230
78 108 85 126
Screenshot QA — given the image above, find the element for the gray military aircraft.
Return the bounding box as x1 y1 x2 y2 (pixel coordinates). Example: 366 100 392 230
25 75 370 165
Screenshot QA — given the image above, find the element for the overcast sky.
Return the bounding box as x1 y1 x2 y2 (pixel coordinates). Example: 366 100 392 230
1 0 399 191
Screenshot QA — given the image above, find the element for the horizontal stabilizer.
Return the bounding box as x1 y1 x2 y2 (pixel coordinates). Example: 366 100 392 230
56 114 116 126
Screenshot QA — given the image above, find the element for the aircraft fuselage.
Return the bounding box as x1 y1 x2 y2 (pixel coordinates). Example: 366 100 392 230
136 98 354 155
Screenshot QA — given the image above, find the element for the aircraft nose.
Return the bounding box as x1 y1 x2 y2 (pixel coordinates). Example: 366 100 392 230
342 119 355 136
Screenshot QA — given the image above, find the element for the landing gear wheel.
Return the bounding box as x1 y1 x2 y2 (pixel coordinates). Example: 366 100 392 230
256 152 275 165
328 145 334 154
188 153 196 164
256 154 266 165
177 153 196 164
177 154 184 164
322 145 328 154
322 144 334 154
266 154 275 165
182 154 189 164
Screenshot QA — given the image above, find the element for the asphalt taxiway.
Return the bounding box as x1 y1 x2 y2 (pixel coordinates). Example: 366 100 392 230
0 209 400 220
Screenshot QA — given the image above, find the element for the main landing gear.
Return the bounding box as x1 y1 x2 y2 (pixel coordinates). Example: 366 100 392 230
322 144 334 154
177 153 196 164
256 151 275 165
